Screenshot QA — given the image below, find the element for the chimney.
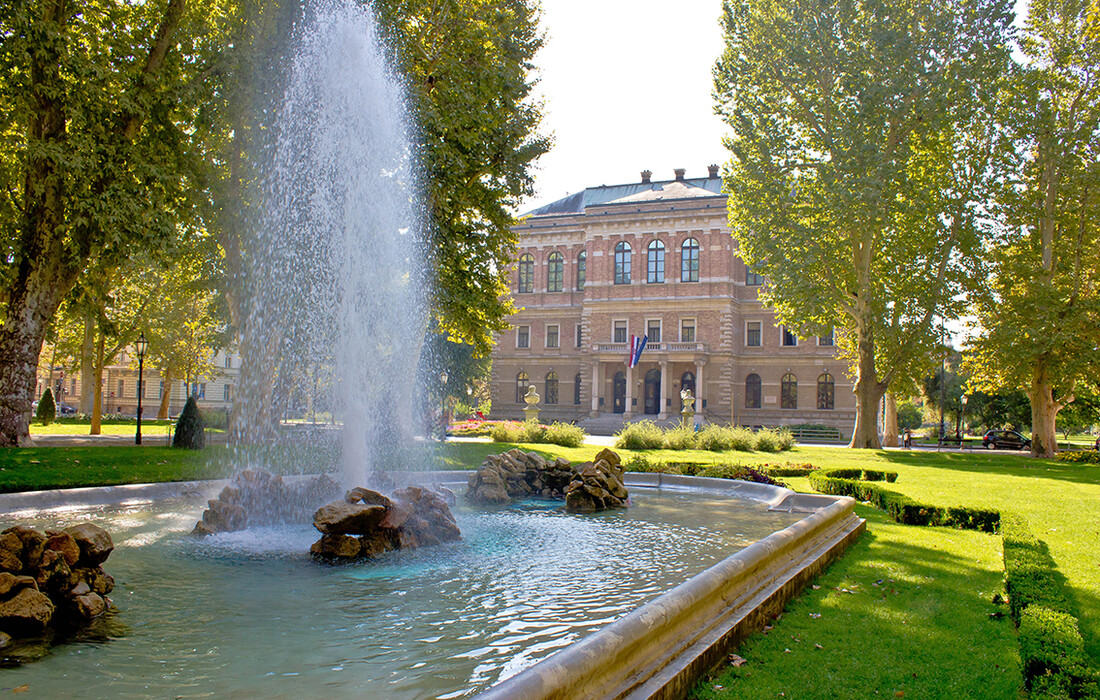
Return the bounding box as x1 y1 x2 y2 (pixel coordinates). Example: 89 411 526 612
708 164 719 178
641 170 652 184
674 168 686 181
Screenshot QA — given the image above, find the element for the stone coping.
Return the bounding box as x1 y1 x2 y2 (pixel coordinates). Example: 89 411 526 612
0 472 862 700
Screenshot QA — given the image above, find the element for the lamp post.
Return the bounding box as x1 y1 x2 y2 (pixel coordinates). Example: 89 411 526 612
440 370 449 440
135 333 148 445
957 394 968 440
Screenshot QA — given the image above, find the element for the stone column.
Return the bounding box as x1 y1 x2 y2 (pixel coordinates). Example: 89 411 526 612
624 365 634 419
658 360 669 420
695 360 705 424
589 363 600 418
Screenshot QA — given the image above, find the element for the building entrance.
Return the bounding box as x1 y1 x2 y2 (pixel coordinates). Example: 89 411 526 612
613 371 626 414
644 369 661 415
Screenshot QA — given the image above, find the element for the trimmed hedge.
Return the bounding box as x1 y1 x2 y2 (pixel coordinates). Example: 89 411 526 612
819 467 898 483
808 471 999 533
1002 515 1099 699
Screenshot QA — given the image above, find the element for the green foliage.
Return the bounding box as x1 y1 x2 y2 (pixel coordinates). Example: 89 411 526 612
897 402 925 431
544 422 586 448
753 428 780 453
488 420 587 448
35 388 56 426
614 420 665 450
762 463 818 477
1056 451 1100 464
173 396 206 450
372 0 550 354
715 0 1013 447
697 463 782 486
662 424 697 450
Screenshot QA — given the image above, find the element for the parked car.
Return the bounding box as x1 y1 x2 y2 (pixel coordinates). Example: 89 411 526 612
982 429 1031 450
57 404 77 416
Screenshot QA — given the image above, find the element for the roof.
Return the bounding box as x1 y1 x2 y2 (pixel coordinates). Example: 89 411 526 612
521 175 723 218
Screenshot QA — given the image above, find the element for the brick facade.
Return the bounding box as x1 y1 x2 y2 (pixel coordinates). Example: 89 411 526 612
491 169 856 433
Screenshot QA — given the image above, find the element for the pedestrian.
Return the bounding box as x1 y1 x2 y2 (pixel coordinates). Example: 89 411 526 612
903 429 912 449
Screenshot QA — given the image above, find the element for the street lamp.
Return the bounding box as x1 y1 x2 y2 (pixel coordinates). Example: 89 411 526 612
440 370 448 440
135 332 148 445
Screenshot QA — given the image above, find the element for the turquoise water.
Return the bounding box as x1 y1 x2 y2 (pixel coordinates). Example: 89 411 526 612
1 488 799 699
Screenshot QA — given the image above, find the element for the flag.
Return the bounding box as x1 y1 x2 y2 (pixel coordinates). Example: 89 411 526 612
628 334 649 368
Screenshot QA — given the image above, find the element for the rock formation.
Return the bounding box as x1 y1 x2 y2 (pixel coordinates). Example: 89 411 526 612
0 523 116 653
191 469 342 536
310 486 461 560
466 448 629 512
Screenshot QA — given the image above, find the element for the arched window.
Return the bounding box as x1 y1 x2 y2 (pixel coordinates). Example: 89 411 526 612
517 254 533 293
547 252 564 292
817 373 835 410
745 373 761 409
545 371 559 405
614 242 632 284
574 373 583 405
647 240 665 283
781 373 798 409
576 251 586 290
681 238 699 282
515 371 529 403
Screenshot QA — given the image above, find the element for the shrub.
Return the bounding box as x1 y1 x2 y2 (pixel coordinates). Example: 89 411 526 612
623 454 683 474
520 420 548 443
775 427 795 451
614 420 664 450
696 424 734 451
697 464 782 485
1018 606 1086 684
36 388 56 426
173 396 206 450
1054 450 1100 464
489 421 524 443
728 427 757 452
763 463 818 477
662 424 697 450
754 428 781 452
1002 514 1074 622
544 422 586 447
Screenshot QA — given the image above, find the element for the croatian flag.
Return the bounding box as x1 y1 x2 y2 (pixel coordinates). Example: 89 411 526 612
628 334 648 368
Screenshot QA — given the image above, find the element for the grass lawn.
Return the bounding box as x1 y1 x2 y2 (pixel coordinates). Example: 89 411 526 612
2 439 1097 696
29 421 175 436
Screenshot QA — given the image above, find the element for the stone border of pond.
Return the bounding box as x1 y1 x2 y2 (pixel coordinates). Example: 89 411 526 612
0 472 863 700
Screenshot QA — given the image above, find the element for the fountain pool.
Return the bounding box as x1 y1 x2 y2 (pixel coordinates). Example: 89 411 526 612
0 483 804 699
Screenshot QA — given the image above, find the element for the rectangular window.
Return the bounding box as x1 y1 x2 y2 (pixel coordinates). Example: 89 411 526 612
71 378 77 395
746 321 762 347
647 319 661 343
159 381 164 399
613 320 628 344
782 327 798 346
199 383 206 399
225 354 233 368
517 325 530 349
118 380 124 398
818 329 835 346
576 324 583 348
746 268 764 286
546 325 560 348
681 318 696 343
224 384 231 402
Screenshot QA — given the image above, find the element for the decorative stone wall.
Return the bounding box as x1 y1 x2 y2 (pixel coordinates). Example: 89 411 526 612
0 523 116 654
191 469 341 536
466 448 628 513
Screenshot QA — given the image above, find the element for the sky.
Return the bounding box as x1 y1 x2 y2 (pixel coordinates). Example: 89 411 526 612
521 0 729 213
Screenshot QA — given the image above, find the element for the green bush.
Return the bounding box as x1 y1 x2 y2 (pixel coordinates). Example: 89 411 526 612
614 420 664 450
662 424 697 450
728 427 757 452
172 396 206 450
1019 606 1086 684
775 427 795 451
696 424 735 451
763 463 818 477
754 428 781 452
1054 450 1100 464
489 421 524 442
521 420 548 443
698 464 782 485
623 454 683 474
543 422 586 447
36 388 56 426
1002 514 1074 623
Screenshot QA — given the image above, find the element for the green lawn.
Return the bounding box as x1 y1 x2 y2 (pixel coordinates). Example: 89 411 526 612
29 421 175 436
2 439 1097 696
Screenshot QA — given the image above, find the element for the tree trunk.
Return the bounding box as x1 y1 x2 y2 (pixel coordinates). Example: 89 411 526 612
848 322 887 449
1029 358 1061 458
79 311 95 414
158 369 173 419
882 392 898 447
90 330 105 435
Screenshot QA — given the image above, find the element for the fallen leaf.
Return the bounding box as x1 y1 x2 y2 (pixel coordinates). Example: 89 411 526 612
729 654 747 667
14 685 29 693
812 584 820 590
810 613 821 619
814 643 824 649
783 648 791 653
763 624 773 632
895 692 904 698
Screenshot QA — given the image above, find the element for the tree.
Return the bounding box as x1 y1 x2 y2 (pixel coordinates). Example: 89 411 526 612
714 0 1013 447
0 0 231 445
35 387 56 426
965 0 1100 457
373 0 550 355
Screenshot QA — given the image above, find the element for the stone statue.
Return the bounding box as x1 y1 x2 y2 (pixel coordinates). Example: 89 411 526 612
680 388 695 412
523 384 541 422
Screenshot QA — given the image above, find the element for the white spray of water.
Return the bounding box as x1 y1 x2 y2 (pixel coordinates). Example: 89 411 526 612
237 0 427 487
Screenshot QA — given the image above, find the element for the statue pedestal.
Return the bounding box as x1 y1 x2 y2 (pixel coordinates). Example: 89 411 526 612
681 409 695 428
524 407 540 423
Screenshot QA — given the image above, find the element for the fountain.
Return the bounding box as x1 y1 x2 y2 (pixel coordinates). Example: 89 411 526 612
0 0 866 694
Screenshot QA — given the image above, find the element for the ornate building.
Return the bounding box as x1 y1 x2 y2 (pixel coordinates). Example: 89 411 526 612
490 167 856 434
